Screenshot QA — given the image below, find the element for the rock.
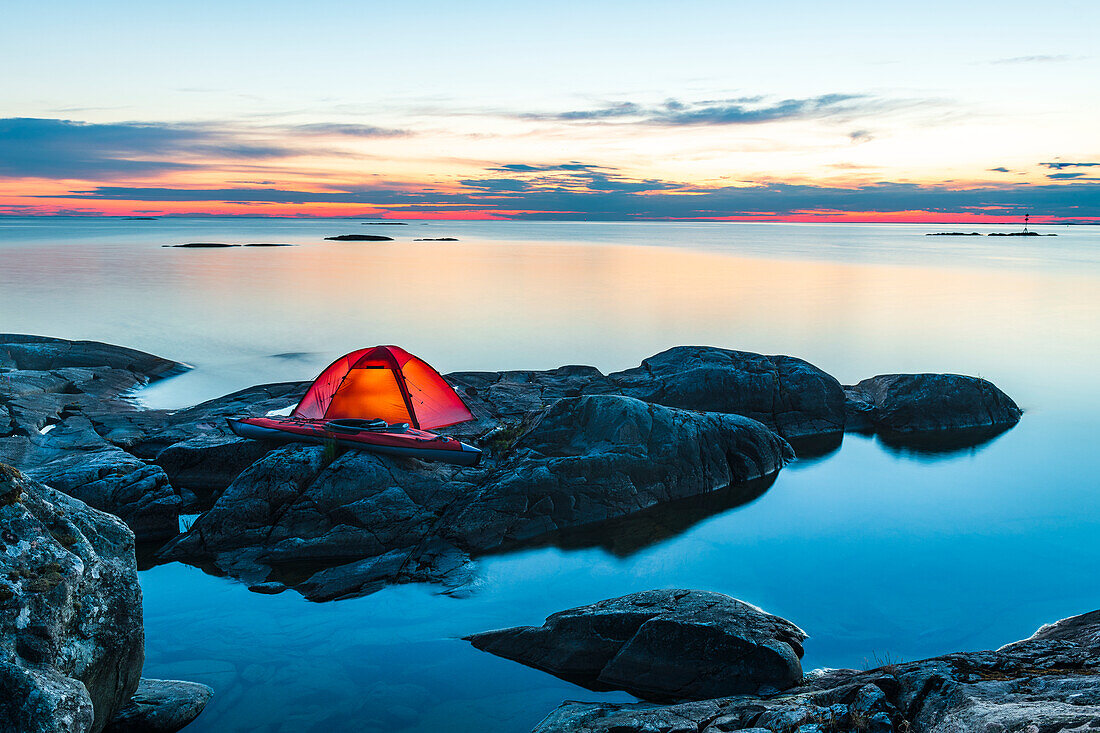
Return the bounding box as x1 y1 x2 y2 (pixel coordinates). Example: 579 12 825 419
133 381 307 456
161 396 790 600
243 243 294 247
247 581 286 595
608 347 847 442
0 335 185 379
154 434 271 504
466 589 807 701
323 234 394 241
0 463 144 733
441 395 792 553
414 237 459 241
530 608 1100 733
165 242 239 248
105 678 213 733
844 373 1022 436
158 445 482 598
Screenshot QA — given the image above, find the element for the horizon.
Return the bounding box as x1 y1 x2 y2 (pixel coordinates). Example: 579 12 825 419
2 1 1098 221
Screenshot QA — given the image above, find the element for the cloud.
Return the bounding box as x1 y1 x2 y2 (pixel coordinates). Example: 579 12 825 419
519 94 900 126
1047 172 1087 179
0 117 408 180
848 129 874 143
285 123 409 137
36 164 1100 219
0 117 305 179
988 167 1011 173
1040 161 1099 170
991 54 1078 64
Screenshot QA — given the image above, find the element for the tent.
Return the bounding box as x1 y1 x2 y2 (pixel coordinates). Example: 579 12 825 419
292 346 474 429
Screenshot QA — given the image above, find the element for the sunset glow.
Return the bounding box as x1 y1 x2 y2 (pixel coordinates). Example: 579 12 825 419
2 1 1097 222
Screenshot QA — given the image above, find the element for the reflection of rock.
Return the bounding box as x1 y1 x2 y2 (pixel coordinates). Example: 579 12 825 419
0 464 144 732
530 607 1100 733
466 589 807 701
161 396 791 601
876 423 1015 457
521 473 775 557
105 678 213 733
844 373 1021 436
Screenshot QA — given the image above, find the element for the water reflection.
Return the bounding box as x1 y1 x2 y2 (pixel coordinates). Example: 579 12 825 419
875 424 1015 458
488 473 777 559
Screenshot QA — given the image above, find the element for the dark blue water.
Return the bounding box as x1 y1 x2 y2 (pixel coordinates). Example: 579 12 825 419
2 218 1097 731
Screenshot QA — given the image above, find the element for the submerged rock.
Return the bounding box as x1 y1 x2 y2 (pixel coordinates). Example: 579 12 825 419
104 678 213 733
529 607 1100 733
466 589 807 701
0 464 144 733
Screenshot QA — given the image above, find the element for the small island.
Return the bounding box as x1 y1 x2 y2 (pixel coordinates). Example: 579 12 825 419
324 234 394 241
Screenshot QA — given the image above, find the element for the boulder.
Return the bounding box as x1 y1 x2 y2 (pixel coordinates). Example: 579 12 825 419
530 608 1100 733
441 395 792 552
844 373 1022 435
607 347 847 441
843 372 1024 455
467 589 807 701
0 463 144 733
104 678 213 733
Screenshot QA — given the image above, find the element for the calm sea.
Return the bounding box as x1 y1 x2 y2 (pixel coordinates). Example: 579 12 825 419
2 217 1098 732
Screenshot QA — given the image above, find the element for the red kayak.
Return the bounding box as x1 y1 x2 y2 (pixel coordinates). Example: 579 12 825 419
228 416 482 467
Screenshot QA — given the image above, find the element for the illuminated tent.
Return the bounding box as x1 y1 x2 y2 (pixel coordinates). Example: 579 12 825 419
292 346 474 429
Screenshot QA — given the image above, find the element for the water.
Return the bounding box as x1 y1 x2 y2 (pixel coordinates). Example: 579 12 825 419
2 217 1098 732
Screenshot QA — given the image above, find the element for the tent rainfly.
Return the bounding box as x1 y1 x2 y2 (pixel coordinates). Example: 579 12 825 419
292 345 474 429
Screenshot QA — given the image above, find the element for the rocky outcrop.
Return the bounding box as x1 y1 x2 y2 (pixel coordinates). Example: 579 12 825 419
609 347 847 442
466 590 807 701
0 336 190 540
439 396 792 552
323 234 393 241
843 373 1022 444
528 607 1100 733
0 464 144 732
447 348 847 446
161 396 791 600
104 678 213 733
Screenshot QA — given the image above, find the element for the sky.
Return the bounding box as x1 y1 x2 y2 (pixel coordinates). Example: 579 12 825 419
1 0 1097 221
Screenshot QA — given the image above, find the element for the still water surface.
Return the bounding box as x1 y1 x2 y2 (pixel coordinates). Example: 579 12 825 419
2 218 1098 732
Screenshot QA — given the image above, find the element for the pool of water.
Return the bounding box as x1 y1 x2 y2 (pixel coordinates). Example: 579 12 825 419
2 217 1098 731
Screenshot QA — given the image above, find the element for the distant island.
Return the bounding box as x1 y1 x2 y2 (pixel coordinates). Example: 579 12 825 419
123 216 157 220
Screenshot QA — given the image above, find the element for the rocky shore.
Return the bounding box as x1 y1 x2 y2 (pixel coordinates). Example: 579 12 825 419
1 335 1022 602
0 333 1063 732
469 590 1100 733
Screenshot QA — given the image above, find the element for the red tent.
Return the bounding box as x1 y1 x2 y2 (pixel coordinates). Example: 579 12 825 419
292 346 474 429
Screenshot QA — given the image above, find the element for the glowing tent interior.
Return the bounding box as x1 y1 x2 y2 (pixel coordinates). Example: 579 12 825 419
291 345 474 429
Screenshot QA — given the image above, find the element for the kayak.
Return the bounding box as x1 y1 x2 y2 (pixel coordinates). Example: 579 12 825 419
227 416 483 467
